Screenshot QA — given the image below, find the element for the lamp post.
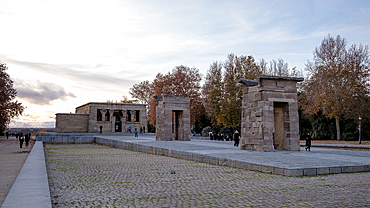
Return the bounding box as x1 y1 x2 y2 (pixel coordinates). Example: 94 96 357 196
359 115 362 144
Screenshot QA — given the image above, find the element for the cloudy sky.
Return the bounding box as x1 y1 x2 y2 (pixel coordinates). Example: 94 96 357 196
1 0 369 128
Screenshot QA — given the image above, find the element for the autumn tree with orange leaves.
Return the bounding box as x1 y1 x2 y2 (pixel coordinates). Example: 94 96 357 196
300 35 370 140
148 65 202 126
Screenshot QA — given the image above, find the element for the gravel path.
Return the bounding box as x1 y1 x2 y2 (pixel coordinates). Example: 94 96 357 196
45 144 370 207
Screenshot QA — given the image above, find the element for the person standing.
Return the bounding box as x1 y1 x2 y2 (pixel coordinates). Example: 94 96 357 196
25 133 30 148
19 133 24 149
134 127 138 137
6 131 9 139
140 127 143 135
233 130 240 147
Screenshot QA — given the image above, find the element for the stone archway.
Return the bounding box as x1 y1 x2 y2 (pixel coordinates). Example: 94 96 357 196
239 75 303 151
155 94 191 141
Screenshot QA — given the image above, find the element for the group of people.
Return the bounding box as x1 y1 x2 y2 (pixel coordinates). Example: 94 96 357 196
209 130 240 147
14 132 32 149
127 126 145 137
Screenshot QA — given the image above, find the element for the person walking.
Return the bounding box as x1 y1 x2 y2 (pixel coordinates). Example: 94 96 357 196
134 127 138 137
6 131 9 139
234 130 240 147
19 133 24 149
140 127 143 135
305 132 312 151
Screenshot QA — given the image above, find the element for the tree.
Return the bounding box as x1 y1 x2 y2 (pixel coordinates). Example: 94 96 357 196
0 62 25 127
106 96 138 103
222 54 262 130
149 65 202 126
202 61 223 127
129 80 152 105
259 58 301 77
202 54 262 131
301 35 370 140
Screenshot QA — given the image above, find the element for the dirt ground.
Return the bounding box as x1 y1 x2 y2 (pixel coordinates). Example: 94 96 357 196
0 135 34 207
300 139 370 145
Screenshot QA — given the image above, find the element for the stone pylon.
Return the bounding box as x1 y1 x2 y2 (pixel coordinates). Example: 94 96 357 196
239 75 304 151
155 94 191 141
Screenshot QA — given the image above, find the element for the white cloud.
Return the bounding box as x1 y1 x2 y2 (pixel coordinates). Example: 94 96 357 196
14 79 76 105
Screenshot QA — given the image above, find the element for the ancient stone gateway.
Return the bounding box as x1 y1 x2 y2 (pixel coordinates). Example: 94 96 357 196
155 94 191 141
239 75 304 151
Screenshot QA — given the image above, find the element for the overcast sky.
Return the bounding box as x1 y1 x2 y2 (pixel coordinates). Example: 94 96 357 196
1 0 370 128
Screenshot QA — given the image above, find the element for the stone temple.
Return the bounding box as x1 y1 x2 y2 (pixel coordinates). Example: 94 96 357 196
239 75 304 152
55 102 147 133
155 94 191 141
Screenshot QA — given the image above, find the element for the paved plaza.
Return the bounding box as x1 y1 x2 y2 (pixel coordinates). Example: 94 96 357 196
45 144 370 207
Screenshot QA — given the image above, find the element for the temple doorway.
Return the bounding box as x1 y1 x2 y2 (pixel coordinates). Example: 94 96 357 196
273 102 289 150
113 110 123 132
172 110 183 140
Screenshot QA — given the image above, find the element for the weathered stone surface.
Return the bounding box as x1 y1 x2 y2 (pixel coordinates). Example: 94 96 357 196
56 102 147 133
239 75 303 152
155 94 191 141
55 113 89 133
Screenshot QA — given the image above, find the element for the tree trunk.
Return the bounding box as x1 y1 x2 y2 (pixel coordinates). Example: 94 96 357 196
335 117 341 140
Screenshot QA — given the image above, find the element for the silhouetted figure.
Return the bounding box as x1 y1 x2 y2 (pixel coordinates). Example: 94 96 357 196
25 133 30 148
140 127 143 135
19 133 24 148
6 131 9 139
305 132 312 151
234 130 240 147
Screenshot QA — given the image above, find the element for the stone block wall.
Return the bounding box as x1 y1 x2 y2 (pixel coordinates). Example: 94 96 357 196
56 102 147 133
155 94 191 141
75 102 147 133
239 75 303 152
55 113 89 133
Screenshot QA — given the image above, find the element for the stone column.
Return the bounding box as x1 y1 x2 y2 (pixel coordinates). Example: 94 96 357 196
101 110 106 121
122 110 126 132
111 110 115 132
131 110 136 122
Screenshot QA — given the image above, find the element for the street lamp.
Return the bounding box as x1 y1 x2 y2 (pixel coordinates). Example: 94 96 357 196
359 115 362 144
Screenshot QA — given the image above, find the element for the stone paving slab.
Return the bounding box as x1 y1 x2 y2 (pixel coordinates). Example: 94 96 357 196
95 135 370 176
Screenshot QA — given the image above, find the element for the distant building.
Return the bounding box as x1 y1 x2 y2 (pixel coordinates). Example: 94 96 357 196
55 102 147 133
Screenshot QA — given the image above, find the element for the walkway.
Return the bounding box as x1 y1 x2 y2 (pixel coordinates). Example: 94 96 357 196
2 141 51 208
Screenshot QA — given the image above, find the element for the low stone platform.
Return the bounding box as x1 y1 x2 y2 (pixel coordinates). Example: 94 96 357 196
36 133 370 177
94 136 370 176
